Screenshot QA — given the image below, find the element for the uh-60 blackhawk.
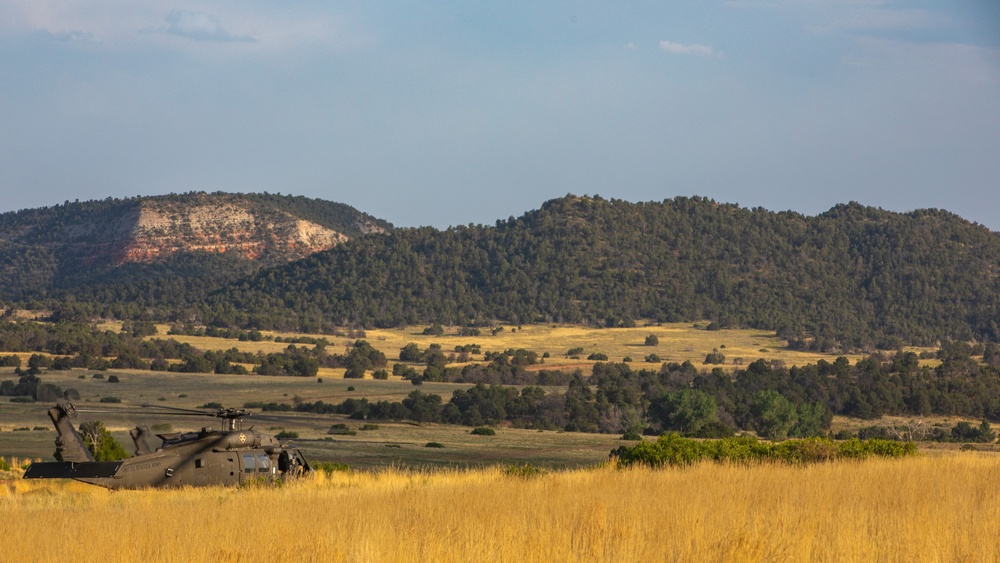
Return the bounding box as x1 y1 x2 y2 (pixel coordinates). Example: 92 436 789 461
23 400 312 489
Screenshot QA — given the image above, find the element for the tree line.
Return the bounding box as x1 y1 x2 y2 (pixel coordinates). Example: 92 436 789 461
0 320 383 378
270 344 1000 440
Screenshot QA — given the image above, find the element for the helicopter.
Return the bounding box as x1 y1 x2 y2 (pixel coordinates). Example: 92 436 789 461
23 399 312 489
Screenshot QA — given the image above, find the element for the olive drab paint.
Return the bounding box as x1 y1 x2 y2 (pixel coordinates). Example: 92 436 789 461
23 400 312 489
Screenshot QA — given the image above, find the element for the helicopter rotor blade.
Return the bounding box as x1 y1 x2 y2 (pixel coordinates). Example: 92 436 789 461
243 412 343 425
139 404 216 416
74 408 156 416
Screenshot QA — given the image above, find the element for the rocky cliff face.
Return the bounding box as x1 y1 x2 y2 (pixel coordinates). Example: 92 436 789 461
0 192 388 268
103 201 351 265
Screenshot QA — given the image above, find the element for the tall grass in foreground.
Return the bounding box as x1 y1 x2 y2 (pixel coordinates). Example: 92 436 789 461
3 454 1000 562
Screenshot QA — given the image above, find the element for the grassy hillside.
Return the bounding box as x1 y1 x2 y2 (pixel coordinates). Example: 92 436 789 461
214 196 1000 349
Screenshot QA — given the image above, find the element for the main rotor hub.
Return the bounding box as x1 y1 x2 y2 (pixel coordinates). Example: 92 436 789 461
215 408 251 420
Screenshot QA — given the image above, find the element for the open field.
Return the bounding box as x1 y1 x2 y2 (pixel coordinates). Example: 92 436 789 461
0 367 624 467
148 322 882 369
0 322 946 469
3 453 1000 562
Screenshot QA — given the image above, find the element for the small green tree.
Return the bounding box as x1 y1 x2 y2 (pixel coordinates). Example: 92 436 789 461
644 334 659 346
703 350 726 365
78 420 129 461
751 391 799 440
422 323 445 336
648 390 719 435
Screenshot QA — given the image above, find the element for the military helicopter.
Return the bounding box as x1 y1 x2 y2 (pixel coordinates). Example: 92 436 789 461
23 400 312 489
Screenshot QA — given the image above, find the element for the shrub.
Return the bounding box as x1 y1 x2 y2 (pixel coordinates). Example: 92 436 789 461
645 354 661 363
566 347 584 356
359 424 380 431
343 365 365 379
107 375 120 383
372 369 389 380
425 442 445 448
328 424 357 436
587 352 609 361
471 427 496 436
704 351 726 365
644 334 659 346
199 402 223 409
10 396 35 403
422 323 445 336
690 421 736 439
99 396 122 403
275 430 299 440
612 434 917 468
313 462 350 475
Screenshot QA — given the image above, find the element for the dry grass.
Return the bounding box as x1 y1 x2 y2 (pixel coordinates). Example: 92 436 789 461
2 453 999 562
144 322 884 373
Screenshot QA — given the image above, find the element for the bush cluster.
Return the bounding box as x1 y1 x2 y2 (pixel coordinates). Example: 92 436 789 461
612 434 917 468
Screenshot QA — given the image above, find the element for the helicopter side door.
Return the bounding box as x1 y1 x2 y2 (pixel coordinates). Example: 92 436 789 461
238 451 277 483
239 452 256 484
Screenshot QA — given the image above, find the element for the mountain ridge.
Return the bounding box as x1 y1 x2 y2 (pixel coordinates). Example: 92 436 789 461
3 193 998 350
208 195 1000 348
0 192 391 299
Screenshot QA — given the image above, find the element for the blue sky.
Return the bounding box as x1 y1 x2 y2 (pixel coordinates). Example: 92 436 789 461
1 1 998 230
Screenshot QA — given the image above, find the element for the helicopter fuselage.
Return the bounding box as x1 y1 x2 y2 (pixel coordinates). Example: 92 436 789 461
23 401 311 489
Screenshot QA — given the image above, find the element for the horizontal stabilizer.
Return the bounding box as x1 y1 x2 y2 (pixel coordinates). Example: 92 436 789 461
23 461 122 479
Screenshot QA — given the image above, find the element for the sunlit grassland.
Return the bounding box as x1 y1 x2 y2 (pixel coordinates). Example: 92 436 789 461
148 322 880 370
3 453 999 562
0 371 625 468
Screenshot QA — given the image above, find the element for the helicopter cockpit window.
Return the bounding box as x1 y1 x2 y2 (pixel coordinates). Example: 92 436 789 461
242 453 256 472
256 454 271 473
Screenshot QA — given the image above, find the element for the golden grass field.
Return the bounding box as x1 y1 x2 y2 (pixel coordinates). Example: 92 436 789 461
152 322 882 371
2 453 999 562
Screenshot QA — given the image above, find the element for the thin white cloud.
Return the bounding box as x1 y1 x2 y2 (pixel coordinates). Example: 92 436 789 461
808 8 936 35
37 29 96 43
659 40 721 57
624 42 637 51
0 2 367 53
157 10 255 43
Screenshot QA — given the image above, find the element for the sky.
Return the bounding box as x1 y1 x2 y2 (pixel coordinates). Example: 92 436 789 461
1 1 998 230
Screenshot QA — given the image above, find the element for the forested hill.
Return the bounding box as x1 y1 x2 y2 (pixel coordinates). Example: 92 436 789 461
0 192 391 301
212 196 1000 350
